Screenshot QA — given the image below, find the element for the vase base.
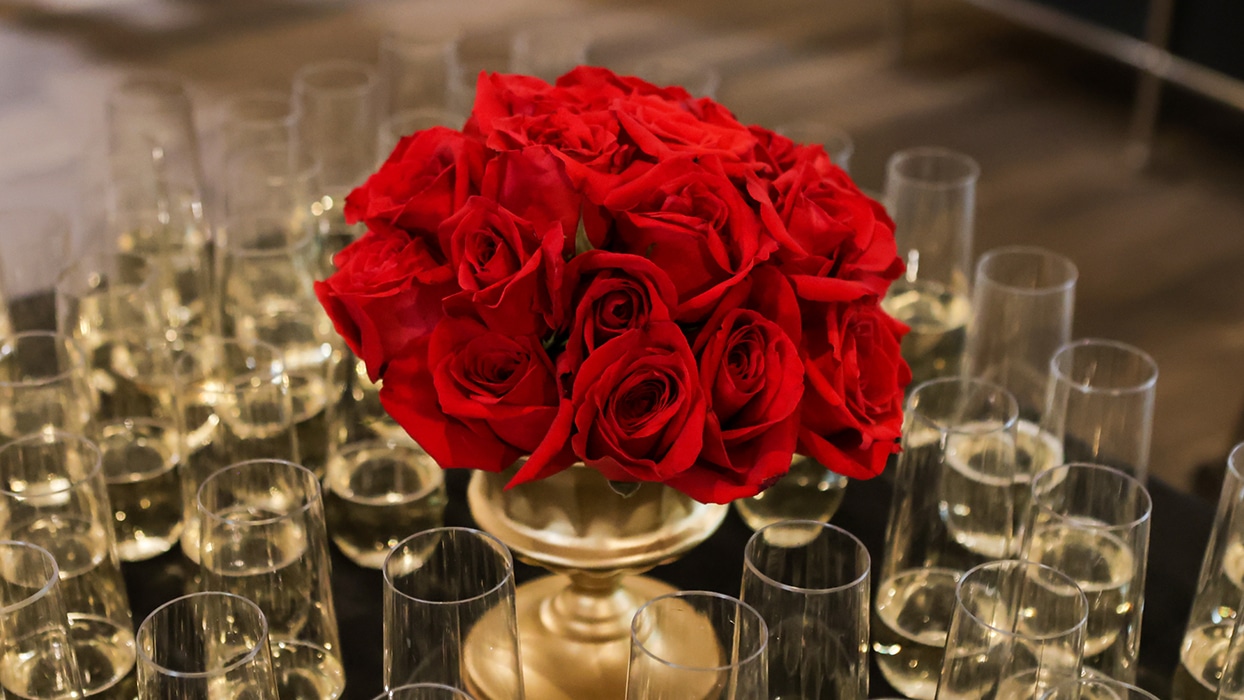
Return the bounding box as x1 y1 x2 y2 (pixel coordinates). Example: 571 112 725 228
465 573 677 700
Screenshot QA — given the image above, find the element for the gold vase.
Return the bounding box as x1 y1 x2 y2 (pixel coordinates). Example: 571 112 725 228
466 464 729 700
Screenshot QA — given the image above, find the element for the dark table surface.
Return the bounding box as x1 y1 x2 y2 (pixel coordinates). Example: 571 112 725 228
124 468 1214 699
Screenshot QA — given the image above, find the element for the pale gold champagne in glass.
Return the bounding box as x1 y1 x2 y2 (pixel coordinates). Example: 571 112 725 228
0 433 136 699
383 528 523 695
881 147 979 387
374 686 476 700
626 591 767 700
0 332 94 445
97 419 183 562
1038 677 1159 700
292 60 377 272
136 592 279 700
0 540 84 700
1020 464 1151 683
874 378 1019 700
198 460 344 700
732 455 848 537
740 521 870 700
174 337 297 564
106 70 214 337
936 560 1087 700
325 440 447 569
1174 443 1244 700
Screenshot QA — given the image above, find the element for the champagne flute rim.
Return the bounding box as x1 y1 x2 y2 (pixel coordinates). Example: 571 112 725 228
885 146 980 189
955 560 1088 641
196 459 319 527
373 683 476 700
1229 442 1244 485
0 540 60 615
327 440 445 504
905 377 1020 435
630 590 769 672
1031 462 1153 530
0 330 84 388
222 89 300 129
975 245 1079 295
742 520 870 594
0 430 103 498
382 527 516 606
773 121 855 161
172 336 285 382
108 69 193 114
293 59 379 98
1050 338 1158 395
1041 676 1160 700
136 591 271 679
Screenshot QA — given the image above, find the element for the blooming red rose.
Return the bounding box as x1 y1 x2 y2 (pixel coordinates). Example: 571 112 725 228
314 225 456 380
439 196 564 336
613 92 757 167
765 145 903 302
799 299 909 479
510 322 706 489
481 146 584 255
380 318 560 472
345 126 489 235
677 267 804 503
600 155 776 321
559 250 680 378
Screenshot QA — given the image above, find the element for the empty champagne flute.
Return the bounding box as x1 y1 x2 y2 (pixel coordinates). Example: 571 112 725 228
0 540 84 700
775 121 855 171
1173 443 1244 700
0 208 73 334
292 60 378 270
219 90 298 170
198 459 344 700
964 246 1078 483
448 28 513 116
383 528 523 696
0 331 94 443
1043 339 1158 482
626 591 768 700
324 439 447 569
106 70 213 337
136 592 279 700
1021 464 1151 683
509 22 591 82
880 147 978 387
173 337 297 564
379 28 458 117
740 521 869 700
937 560 1087 700
0 432 136 699
874 377 1019 700
374 685 476 700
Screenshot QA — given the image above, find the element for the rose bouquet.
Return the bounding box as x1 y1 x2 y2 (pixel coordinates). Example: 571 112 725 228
315 67 910 504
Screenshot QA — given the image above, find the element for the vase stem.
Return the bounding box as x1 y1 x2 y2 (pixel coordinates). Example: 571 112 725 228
541 574 639 643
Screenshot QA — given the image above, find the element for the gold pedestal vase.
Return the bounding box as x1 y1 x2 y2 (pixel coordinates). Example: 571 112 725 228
466 465 728 699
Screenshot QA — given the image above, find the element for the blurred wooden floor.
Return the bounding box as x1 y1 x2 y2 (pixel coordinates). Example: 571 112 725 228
1 0 1241 497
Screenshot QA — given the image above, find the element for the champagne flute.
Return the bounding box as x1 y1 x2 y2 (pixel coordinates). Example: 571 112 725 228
880 147 979 387
1174 442 1244 699
379 28 458 117
0 331 94 444
740 521 869 700
1043 339 1158 482
136 592 279 700
173 336 297 564
937 560 1088 699
733 454 849 533
964 246 1078 484
0 208 72 334
383 528 523 696
0 540 84 700
374 685 476 700
1040 677 1159 700
626 591 768 700
1021 464 1151 683
0 432 136 699
197 459 344 700
509 22 591 82
874 377 1019 700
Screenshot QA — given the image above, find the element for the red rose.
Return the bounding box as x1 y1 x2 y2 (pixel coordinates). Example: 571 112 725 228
765 145 903 302
799 299 909 479
613 93 757 166
600 155 776 321
314 225 455 380
481 146 584 254
439 196 564 336
510 322 706 490
559 250 680 377
380 319 560 471
345 126 488 235
679 267 804 503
